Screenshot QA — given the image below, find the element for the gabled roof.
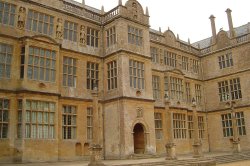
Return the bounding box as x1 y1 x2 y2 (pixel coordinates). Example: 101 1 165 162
192 23 250 49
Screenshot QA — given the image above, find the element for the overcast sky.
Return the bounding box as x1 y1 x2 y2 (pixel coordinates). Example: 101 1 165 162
75 0 249 43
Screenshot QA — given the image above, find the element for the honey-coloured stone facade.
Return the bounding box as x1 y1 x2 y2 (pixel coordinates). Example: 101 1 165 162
0 0 249 163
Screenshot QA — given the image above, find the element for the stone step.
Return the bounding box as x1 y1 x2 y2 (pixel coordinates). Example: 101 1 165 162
213 153 250 164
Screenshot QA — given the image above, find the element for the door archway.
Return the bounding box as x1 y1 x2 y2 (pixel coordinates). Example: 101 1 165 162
133 123 145 154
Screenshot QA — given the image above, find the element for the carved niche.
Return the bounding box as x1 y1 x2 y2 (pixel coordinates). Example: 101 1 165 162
17 7 26 30
80 25 86 45
56 18 63 39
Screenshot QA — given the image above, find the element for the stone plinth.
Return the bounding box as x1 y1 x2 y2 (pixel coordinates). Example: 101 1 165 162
232 140 241 153
88 144 105 166
193 141 203 158
165 143 177 160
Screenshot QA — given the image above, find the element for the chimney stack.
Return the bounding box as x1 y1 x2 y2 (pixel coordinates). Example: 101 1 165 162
118 0 122 6
209 15 217 44
226 8 235 38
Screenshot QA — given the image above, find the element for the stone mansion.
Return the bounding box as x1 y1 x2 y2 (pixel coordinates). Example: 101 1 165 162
0 0 250 163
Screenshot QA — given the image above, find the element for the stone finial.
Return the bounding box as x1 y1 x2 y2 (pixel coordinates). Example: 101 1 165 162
177 34 179 40
82 0 85 5
145 6 149 16
188 38 190 45
168 27 170 30
159 27 161 33
118 0 122 6
101 5 104 14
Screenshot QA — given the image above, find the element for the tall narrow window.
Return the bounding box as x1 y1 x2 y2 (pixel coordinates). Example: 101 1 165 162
0 99 9 139
129 60 145 89
0 1 16 26
187 115 193 139
170 77 183 100
221 113 233 137
26 10 54 36
63 57 77 87
198 116 205 139
106 26 116 47
87 107 93 140
17 99 22 138
236 112 246 136
128 26 143 46
151 47 159 63
107 60 117 90
185 82 191 103
62 105 76 139
25 100 55 139
27 47 56 82
195 84 202 104
230 78 242 100
182 56 189 71
0 43 12 78
20 46 25 79
64 21 77 42
192 59 199 73
152 75 160 99
87 27 99 47
164 51 177 68
87 62 99 90
173 113 186 139
154 112 163 139
164 77 169 98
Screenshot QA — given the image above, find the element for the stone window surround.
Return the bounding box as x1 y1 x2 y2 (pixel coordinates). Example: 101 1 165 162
26 9 54 36
27 46 56 82
0 98 9 139
0 42 12 79
152 75 160 100
0 1 16 26
64 20 78 42
62 105 77 139
218 78 242 102
87 61 99 90
154 112 163 140
25 100 55 139
106 26 116 47
107 60 117 90
218 52 233 69
129 59 145 90
63 56 77 88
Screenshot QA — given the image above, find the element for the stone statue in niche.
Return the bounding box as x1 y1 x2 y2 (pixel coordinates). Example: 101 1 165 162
132 2 138 20
56 18 63 39
136 107 143 118
17 7 26 29
80 25 86 45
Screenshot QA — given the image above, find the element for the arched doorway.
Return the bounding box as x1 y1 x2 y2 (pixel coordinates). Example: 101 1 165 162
133 123 145 154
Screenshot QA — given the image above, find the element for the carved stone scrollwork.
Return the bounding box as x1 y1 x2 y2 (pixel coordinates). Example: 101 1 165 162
132 2 138 20
80 25 86 45
56 18 63 39
18 7 26 30
136 107 143 118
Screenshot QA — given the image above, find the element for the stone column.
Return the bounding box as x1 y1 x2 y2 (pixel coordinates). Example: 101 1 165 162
165 99 177 160
192 98 203 158
88 87 105 166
